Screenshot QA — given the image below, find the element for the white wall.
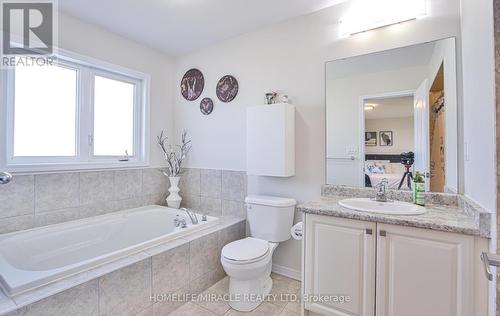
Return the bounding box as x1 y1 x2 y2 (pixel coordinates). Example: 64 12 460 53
459 1 496 313
174 0 462 273
365 117 414 154
460 0 496 213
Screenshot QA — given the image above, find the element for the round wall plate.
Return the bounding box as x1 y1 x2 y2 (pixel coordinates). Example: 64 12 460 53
200 97 214 115
181 68 204 101
216 75 238 103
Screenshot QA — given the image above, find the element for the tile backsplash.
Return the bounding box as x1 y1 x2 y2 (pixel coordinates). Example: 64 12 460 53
0 167 247 235
180 168 247 219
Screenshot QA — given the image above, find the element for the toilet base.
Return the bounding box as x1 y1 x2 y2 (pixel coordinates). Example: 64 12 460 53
228 275 273 312
221 241 279 312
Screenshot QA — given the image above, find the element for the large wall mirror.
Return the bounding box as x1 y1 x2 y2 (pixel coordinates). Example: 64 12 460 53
326 38 458 193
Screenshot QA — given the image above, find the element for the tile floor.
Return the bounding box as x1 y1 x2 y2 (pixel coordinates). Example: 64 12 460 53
168 273 301 316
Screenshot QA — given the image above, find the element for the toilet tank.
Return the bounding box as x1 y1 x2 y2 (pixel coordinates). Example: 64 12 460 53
245 195 296 242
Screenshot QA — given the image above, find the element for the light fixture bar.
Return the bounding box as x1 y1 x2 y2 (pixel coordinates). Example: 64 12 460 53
339 0 427 37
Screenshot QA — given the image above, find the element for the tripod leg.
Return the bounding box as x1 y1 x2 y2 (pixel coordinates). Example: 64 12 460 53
407 173 412 190
398 173 407 190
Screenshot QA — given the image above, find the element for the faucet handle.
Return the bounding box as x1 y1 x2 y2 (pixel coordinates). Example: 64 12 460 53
180 219 187 228
174 215 181 227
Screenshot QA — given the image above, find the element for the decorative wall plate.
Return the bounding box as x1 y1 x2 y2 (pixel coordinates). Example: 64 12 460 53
200 97 214 115
216 75 238 103
181 68 204 101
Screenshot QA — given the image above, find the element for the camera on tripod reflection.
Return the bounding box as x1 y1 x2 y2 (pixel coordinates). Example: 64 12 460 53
400 152 415 166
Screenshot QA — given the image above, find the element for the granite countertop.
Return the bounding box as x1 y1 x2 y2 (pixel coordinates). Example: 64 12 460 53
298 195 491 238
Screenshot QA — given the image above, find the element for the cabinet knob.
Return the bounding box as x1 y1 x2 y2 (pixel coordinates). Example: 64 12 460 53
379 230 386 237
366 229 372 235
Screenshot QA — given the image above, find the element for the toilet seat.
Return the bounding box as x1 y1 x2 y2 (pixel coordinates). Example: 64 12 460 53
222 237 269 264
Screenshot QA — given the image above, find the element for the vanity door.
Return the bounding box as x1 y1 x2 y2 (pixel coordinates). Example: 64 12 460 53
304 214 376 316
375 223 474 316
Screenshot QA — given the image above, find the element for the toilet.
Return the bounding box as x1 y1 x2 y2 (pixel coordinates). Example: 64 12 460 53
220 195 296 312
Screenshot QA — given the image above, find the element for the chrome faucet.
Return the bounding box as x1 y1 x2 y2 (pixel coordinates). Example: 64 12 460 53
375 179 389 202
0 172 12 185
174 215 188 228
180 208 198 225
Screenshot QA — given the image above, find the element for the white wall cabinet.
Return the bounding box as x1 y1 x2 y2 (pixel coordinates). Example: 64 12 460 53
303 214 488 316
246 103 295 177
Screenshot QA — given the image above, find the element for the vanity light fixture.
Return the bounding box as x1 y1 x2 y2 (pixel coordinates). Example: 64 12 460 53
339 0 427 37
364 105 374 111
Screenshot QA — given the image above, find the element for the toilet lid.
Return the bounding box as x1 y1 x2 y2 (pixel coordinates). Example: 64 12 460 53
222 237 269 262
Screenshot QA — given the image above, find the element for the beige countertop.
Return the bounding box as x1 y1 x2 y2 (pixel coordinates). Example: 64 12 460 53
298 189 491 238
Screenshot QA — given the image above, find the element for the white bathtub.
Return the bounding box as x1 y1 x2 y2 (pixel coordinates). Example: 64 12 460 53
0 205 218 296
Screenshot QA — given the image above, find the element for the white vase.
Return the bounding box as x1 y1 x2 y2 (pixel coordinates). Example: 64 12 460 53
166 176 182 209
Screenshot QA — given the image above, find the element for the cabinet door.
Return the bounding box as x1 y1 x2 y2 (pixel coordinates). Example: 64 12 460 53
304 214 376 316
376 223 474 316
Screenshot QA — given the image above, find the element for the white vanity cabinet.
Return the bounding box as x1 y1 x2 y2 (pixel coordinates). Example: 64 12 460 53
303 214 488 316
375 223 474 316
304 215 376 316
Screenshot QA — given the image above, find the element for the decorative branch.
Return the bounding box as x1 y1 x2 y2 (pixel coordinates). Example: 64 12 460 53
156 130 192 177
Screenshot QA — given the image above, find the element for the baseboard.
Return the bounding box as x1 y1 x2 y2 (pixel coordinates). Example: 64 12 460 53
272 264 301 281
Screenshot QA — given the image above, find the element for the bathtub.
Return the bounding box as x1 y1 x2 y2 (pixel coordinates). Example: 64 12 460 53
0 205 218 296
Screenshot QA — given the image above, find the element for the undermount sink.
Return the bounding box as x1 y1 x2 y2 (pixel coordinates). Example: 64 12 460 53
338 198 426 215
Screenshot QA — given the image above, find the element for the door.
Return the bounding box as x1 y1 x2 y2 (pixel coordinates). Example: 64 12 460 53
413 79 430 190
304 214 376 316
376 223 474 316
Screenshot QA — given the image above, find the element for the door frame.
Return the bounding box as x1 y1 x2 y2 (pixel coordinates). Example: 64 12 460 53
358 90 415 187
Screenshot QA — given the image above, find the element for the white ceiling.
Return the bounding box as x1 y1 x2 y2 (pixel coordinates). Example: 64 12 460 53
365 96 414 119
59 0 345 56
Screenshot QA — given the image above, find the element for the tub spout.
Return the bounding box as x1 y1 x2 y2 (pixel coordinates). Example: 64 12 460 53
0 172 12 185
180 208 198 224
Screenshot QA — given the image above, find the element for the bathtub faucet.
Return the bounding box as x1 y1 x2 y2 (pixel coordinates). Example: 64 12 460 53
180 208 199 225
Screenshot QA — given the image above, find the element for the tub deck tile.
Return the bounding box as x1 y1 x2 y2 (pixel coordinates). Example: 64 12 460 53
0 291 16 316
143 237 189 258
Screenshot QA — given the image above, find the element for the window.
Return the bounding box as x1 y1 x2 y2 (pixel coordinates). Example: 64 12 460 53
4 53 150 171
14 63 78 157
93 75 135 157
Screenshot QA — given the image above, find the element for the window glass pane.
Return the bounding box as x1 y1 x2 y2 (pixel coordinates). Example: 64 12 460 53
93 75 135 156
14 63 78 156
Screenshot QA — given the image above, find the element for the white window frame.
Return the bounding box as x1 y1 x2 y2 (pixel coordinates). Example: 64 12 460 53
1 48 151 172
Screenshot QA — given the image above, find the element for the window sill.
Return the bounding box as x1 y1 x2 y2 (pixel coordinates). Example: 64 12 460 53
4 161 150 174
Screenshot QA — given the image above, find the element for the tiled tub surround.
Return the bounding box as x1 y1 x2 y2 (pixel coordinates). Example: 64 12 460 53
299 185 491 237
0 218 246 316
0 206 219 296
0 167 247 235
179 169 247 219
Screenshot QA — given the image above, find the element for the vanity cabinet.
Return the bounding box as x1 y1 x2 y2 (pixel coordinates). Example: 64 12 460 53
303 214 485 316
375 223 473 316
304 215 376 316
